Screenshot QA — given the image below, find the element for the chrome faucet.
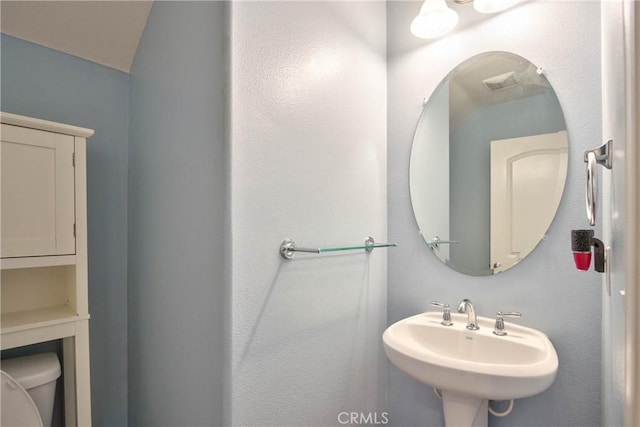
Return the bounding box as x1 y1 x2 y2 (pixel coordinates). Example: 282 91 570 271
457 299 479 330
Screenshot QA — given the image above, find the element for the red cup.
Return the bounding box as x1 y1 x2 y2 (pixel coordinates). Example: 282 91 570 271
573 252 592 271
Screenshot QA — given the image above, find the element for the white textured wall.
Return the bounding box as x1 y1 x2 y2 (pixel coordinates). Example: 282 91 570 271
230 2 387 425
387 1 602 426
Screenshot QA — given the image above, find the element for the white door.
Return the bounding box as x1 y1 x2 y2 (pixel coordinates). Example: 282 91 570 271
490 131 567 273
1 124 76 257
601 1 638 425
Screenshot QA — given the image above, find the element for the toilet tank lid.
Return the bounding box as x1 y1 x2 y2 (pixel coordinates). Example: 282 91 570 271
1 353 61 389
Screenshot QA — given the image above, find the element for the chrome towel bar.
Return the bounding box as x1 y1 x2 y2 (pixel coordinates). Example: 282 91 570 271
280 236 397 260
584 139 613 226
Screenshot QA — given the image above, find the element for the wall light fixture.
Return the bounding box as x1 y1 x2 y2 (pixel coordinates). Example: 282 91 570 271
410 0 459 39
410 0 523 39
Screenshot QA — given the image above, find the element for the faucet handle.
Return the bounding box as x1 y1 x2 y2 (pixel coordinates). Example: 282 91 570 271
430 301 453 326
493 311 521 336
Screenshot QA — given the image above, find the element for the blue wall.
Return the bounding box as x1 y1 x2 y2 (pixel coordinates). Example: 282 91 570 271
387 2 602 426
127 2 228 425
1 34 130 426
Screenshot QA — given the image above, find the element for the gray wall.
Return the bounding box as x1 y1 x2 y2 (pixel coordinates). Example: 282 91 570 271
387 1 602 426
127 2 228 426
1 34 129 427
229 2 388 425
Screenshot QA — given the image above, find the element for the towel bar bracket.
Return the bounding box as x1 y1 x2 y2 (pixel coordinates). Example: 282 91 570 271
583 139 613 169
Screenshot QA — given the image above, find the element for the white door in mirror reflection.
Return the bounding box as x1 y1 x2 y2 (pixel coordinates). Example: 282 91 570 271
490 131 568 274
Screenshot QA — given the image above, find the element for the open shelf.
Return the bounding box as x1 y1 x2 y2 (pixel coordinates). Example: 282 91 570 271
1 305 89 335
1 255 77 270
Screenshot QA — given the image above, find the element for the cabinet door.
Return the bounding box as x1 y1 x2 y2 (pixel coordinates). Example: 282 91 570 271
1 124 76 257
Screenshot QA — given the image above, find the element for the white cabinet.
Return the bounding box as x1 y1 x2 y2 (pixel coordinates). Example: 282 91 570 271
1 112 93 426
1 124 76 258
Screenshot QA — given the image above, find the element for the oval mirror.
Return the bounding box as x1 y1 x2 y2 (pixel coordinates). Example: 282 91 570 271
410 51 568 276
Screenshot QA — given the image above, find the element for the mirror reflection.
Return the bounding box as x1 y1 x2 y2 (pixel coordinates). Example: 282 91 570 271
410 51 568 276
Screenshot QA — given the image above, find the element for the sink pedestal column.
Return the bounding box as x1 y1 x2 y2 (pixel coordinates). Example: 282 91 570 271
441 391 488 427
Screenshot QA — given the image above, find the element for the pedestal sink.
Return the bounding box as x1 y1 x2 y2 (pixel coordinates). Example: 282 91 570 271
383 312 558 427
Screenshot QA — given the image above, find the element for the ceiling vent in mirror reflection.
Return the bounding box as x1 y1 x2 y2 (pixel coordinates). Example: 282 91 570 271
409 51 568 276
482 72 519 91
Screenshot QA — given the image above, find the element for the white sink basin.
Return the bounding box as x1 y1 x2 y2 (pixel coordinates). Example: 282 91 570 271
383 311 558 426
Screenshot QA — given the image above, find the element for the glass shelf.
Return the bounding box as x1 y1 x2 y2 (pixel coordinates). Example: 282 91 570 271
319 242 397 253
280 236 397 259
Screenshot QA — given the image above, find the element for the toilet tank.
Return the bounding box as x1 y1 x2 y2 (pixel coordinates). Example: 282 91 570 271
1 353 61 427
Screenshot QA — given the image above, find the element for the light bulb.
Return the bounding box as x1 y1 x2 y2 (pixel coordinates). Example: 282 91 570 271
410 0 459 39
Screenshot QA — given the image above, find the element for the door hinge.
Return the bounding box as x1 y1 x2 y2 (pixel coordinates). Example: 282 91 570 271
72 153 76 167
73 223 76 238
